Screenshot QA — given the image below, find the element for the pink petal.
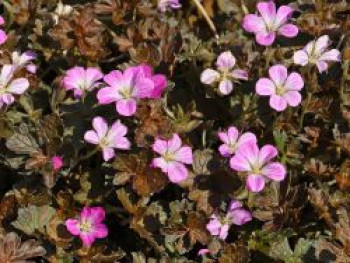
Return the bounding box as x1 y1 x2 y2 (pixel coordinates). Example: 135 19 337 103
242 14 266 33
153 138 168 155
316 61 329 73
229 153 252 172
7 78 29 94
269 95 288 111
92 116 108 139
319 49 341 62
0 16 4 25
269 65 288 86
219 144 232 157
85 68 103 90
26 65 37 74
314 35 331 55
97 87 122 104
92 223 108 238
84 131 99 144
293 50 309 66
283 90 302 107
80 233 96 247
167 161 188 183
168 134 182 152
111 137 130 150
246 174 265 192
227 127 239 143
108 120 128 138
198 249 210 256
236 132 257 150
218 79 233 95
116 98 137 116
230 69 248 80
261 162 286 181
174 146 193 164
258 144 278 165
257 1 276 27
52 156 63 171
108 122 131 150
103 70 123 86
216 51 236 70
278 24 298 38
200 69 220 85
88 207 106 223
152 157 168 173
218 224 229 240
228 200 242 211
65 219 81 236
152 74 167 98
235 140 259 165
218 131 230 145
229 209 252 225
256 78 276 96
284 72 304 91
136 78 154 98
1 65 14 83
0 30 7 45
275 5 293 26
256 32 276 46
2 94 14 105
102 147 115 161
206 216 221 235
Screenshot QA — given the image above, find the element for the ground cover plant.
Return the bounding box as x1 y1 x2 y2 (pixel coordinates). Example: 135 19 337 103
0 0 349 262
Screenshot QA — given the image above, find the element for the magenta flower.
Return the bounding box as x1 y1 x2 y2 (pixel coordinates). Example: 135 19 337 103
133 64 168 98
11 51 37 74
200 51 248 95
206 200 252 240
63 67 103 98
152 134 193 183
293 35 341 73
242 1 298 46
66 207 108 247
158 0 182 12
218 126 257 157
230 141 286 192
97 67 154 117
84 116 131 161
51 156 63 172
256 64 304 112
0 65 29 109
0 16 7 45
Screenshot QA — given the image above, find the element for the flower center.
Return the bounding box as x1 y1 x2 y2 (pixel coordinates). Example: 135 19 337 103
275 85 286 95
252 165 261 175
99 136 109 148
119 86 133 99
163 151 175 162
79 220 92 233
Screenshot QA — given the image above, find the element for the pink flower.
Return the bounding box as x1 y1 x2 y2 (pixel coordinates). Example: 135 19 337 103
84 116 131 161
158 0 182 12
293 35 341 73
200 51 248 95
97 67 154 117
51 156 63 171
0 65 29 109
230 141 286 192
218 126 257 157
198 248 210 256
242 1 298 46
66 207 108 247
206 200 252 240
0 16 8 45
11 51 37 74
63 67 103 98
133 64 168 98
152 134 193 183
256 64 304 112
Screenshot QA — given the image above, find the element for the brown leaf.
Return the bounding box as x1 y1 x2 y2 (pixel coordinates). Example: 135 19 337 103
186 212 210 245
218 242 250 263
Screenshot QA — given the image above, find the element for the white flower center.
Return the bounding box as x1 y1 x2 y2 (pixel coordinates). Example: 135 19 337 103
79 219 92 233
275 85 286 95
119 86 133 99
163 151 175 162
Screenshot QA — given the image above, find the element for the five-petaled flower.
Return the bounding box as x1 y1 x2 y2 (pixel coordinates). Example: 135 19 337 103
97 67 154 116
200 51 248 95
242 1 298 46
152 134 193 183
0 16 7 45
218 126 257 157
158 0 182 12
0 65 29 109
84 116 131 161
65 207 108 247
11 51 37 74
256 64 304 112
63 66 103 98
230 141 286 192
206 200 252 240
293 35 341 73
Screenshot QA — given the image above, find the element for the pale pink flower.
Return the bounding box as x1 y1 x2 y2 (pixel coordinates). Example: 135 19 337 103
51 156 63 171
11 51 37 74
242 1 298 46
84 116 131 161
198 249 210 256
230 141 286 192
63 67 103 98
200 51 248 95
206 200 252 240
293 35 341 73
152 134 193 183
66 206 108 247
97 67 154 117
158 0 182 12
218 126 257 157
256 64 304 112
0 16 7 45
0 65 29 109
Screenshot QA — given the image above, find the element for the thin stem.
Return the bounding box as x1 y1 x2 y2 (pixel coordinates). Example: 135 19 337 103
192 0 219 40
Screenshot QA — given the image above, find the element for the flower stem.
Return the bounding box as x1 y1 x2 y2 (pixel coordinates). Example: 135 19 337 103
192 0 219 40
